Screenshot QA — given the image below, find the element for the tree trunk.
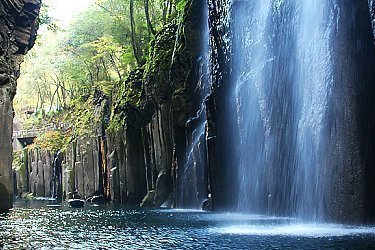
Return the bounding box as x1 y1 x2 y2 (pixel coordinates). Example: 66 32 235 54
144 0 156 36
130 0 141 65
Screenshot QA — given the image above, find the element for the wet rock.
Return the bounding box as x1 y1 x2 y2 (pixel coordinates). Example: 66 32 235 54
201 194 212 211
0 0 40 211
0 183 11 211
154 171 172 206
161 194 174 208
206 0 235 211
201 199 210 211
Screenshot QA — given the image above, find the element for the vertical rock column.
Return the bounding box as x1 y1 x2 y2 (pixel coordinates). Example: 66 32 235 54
206 0 234 210
0 0 40 211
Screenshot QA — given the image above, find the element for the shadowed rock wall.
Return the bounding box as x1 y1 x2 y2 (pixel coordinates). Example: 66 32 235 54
206 0 234 211
0 0 40 211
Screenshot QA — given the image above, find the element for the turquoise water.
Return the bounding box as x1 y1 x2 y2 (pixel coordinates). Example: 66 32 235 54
1 201 375 249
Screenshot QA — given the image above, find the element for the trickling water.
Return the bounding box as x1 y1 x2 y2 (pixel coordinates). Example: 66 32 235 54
230 0 361 220
370 0 375 38
177 1 210 209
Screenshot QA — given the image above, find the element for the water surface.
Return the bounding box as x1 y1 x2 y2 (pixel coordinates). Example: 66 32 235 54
1 201 375 249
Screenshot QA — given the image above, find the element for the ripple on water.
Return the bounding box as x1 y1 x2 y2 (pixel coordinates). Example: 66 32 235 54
1 201 375 249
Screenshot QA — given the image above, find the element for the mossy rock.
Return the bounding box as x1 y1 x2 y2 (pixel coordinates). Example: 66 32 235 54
144 24 178 104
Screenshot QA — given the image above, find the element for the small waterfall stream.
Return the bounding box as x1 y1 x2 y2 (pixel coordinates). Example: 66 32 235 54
177 1 210 209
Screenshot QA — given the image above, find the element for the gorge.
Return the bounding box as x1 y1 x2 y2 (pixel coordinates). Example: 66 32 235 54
1 0 375 240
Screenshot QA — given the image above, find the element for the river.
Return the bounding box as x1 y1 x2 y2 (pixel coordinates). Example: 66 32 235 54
1 200 375 249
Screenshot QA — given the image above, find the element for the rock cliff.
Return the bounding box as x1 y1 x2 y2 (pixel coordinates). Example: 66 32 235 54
0 0 40 211
14 0 211 208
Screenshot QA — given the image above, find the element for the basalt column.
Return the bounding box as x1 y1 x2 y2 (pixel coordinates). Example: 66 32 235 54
0 0 40 211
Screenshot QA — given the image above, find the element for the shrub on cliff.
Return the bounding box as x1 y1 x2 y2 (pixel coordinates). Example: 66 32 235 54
28 130 71 152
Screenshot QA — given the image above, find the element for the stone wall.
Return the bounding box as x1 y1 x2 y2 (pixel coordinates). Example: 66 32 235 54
0 0 40 211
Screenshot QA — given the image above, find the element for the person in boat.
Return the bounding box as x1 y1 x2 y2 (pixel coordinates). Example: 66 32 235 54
68 190 85 208
72 190 82 199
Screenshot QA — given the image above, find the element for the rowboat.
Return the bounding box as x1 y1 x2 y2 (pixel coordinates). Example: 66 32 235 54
68 199 85 208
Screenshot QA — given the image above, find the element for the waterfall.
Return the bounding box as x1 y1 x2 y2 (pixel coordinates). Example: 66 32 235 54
177 1 210 209
370 0 375 38
229 0 369 221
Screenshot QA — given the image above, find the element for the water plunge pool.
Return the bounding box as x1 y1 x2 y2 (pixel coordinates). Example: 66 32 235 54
1 200 375 249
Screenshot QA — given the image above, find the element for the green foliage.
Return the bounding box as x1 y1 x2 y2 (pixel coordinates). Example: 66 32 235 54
13 149 28 194
12 150 25 172
38 3 52 26
16 0 191 151
67 97 100 137
176 0 189 14
108 68 144 132
29 130 71 153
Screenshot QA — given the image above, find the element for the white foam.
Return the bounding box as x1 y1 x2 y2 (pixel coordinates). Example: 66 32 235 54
212 223 375 237
157 209 205 213
209 213 290 222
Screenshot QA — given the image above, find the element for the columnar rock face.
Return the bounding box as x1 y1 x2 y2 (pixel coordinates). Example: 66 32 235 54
14 0 212 208
107 0 210 207
15 149 55 198
0 0 41 211
206 0 234 211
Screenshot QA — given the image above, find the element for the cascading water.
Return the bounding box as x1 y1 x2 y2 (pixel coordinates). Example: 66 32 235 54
178 108 208 208
370 0 375 38
229 0 371 221
177 1 210 209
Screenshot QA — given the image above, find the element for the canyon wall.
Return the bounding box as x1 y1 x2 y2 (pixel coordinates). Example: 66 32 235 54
0 0 40 211
205 0 234 211
14 0 210 208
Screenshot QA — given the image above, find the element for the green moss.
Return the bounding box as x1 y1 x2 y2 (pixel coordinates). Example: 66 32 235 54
12 150 23 172
29 130 71 153
143 23 177 104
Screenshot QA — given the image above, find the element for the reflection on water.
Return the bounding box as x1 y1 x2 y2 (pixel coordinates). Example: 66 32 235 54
1 200 375 249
